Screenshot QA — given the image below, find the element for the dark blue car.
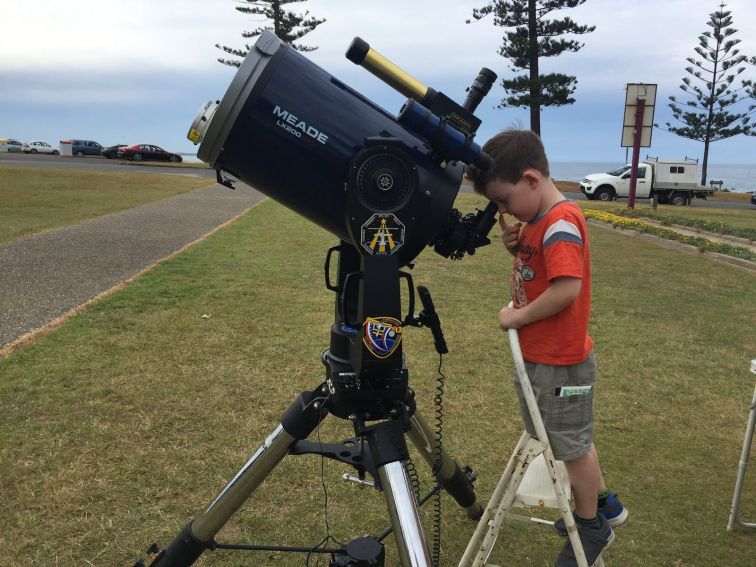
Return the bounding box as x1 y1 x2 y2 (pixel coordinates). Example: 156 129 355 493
61 139 103 156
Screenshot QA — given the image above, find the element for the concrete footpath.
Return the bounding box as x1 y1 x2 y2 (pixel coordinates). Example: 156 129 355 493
0 182 264 352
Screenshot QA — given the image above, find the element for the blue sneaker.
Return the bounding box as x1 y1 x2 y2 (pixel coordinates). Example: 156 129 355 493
554 492 628 536
554 513 614 567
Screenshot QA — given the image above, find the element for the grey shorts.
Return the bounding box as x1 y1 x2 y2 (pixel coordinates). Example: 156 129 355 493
513 351 596 461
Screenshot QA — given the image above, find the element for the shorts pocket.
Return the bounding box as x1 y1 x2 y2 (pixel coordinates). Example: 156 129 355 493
545 390 593 432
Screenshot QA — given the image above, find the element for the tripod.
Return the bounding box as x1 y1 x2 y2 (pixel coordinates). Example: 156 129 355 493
139 244 483 566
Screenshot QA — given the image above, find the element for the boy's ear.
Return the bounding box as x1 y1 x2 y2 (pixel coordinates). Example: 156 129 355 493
521 168 541 188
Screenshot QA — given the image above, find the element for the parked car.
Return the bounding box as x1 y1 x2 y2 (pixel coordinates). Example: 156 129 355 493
751 191 756 206
0 139 23 153
60 139 104 156
101 144 127 159
22 141 60 155
117 144 183 162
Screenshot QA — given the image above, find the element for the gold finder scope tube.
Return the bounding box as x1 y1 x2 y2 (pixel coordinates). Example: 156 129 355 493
345 37 436 106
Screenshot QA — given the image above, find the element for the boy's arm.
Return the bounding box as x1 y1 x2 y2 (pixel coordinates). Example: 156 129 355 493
499 276 581 330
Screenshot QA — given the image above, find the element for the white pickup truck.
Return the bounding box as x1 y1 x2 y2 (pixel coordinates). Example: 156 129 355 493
579 158 715 206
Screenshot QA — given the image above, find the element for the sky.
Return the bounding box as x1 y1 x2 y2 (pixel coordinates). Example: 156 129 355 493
2 0 755 166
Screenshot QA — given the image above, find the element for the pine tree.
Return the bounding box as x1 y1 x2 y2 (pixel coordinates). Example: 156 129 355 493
664 3 754 186
468 0 595 135
216 0 326 68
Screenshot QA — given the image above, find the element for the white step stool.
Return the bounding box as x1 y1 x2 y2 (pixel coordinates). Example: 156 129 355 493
459 309 606 567
726 359 756 532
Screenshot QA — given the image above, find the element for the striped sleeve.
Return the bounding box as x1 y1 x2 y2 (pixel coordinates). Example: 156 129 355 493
543 219 583 249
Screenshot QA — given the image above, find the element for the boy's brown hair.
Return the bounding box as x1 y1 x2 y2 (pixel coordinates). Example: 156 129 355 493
465 129 550 194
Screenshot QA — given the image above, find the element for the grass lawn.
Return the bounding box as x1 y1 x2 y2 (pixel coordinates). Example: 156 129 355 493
0 195 754 566
0 167 213 244
706 191 752 204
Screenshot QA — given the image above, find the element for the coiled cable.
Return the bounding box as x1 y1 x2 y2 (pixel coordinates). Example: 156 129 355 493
431 353 446 567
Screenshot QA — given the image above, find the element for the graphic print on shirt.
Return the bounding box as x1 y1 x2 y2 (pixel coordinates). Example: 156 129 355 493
512 243 538 307
512 256 527 306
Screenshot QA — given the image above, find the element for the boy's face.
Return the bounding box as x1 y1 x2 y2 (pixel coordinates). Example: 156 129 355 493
484 169 542 222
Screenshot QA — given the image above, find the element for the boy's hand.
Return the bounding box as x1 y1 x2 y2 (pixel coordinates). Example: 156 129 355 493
499 215 522 256
499 306 523 330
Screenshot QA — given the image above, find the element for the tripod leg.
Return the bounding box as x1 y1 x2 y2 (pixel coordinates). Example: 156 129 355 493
407 412 483 519
367 420 433 567
146 385 329 566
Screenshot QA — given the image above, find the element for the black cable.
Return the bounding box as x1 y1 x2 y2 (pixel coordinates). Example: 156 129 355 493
404 456 421 504
306 394 343 567
431 353 446 567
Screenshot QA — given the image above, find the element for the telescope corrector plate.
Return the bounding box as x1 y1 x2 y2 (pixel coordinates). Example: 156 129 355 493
195 30 283 166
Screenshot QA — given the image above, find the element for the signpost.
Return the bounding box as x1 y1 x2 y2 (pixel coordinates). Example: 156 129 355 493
621 84 656 209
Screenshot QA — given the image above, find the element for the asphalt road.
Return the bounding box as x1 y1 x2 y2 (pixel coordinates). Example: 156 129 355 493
0 179 263 350
3 152 752 210
562 191 754 210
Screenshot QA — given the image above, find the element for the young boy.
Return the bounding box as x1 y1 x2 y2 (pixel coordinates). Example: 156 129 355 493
465 129 628 567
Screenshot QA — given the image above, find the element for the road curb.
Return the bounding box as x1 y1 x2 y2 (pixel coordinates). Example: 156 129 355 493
658 221 754 247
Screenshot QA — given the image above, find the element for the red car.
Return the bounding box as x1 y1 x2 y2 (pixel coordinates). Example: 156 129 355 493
117 144 182 162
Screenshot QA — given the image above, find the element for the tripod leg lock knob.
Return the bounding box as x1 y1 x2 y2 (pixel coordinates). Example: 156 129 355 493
281 386 329 439
365 421 409 468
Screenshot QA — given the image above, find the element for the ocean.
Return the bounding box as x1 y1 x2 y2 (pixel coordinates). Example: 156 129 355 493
181 154 756 192
550 162 756 192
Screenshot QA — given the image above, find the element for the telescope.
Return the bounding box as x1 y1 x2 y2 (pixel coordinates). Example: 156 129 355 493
188 33 497 264
140 31 498 567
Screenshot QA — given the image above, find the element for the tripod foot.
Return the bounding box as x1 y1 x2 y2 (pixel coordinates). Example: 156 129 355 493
407 412 483 520
330 536 385 567
135 523 211 566
448 464 484 520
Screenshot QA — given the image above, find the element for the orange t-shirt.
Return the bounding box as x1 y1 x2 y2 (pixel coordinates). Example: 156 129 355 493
511 200 593 365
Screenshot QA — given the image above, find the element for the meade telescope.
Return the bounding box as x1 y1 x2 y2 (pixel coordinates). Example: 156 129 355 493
140 31 498 567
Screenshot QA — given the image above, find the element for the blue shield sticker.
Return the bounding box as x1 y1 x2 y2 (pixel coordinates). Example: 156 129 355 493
363 316 403 359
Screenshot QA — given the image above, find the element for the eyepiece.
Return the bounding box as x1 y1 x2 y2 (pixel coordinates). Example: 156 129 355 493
478 67 497 83
462 68 497 113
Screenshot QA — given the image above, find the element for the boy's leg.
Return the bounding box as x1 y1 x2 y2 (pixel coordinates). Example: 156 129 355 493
594 444 608 493
555 444 628 537
564 444 602 519
554 444 628 536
